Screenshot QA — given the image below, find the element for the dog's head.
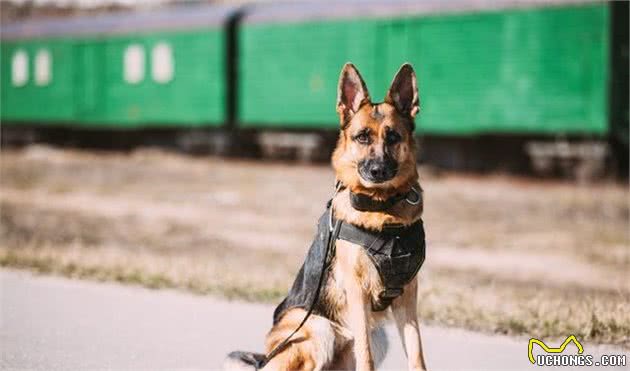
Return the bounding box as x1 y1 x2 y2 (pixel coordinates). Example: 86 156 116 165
332 63 419 195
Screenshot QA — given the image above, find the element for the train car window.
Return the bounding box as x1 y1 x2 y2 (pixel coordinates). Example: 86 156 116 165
35 49 52 86
124 44 145 84
11 50 28 87
151 42 174 83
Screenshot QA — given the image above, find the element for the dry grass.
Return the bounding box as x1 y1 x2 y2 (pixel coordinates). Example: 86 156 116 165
1 146 628 347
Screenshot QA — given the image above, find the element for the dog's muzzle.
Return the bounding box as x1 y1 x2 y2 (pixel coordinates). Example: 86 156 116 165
358 157 398 183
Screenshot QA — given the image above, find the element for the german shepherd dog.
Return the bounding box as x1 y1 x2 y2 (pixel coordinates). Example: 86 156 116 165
225 63 426 371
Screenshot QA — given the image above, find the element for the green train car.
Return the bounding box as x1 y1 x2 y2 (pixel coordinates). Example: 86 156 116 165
239 0 610 135
1 5 236 128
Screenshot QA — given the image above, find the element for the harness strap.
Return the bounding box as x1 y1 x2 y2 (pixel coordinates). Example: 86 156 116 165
337 222 408 251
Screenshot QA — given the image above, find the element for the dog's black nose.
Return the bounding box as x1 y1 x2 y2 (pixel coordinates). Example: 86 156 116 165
369 163 387 179
359 157 398 184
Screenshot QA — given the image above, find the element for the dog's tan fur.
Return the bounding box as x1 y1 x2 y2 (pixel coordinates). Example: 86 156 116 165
256 63 427 371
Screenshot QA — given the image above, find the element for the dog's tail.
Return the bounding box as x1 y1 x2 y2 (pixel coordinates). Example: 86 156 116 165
222 351 266 371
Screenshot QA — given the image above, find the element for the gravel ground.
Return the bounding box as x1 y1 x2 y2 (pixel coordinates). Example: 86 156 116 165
1 146 628 346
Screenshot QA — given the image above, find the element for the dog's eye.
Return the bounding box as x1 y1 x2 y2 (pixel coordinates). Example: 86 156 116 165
354 132 371 144
385 131 401 145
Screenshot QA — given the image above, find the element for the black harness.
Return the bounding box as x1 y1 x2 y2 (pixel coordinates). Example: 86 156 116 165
335 216 425 311
247 187 426 369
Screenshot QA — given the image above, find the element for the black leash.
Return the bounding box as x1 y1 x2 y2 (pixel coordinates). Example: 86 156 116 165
255 205 342 370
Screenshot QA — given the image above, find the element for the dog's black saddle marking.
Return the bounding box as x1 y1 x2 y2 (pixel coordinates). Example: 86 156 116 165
274 206 426 326
273 210 335 324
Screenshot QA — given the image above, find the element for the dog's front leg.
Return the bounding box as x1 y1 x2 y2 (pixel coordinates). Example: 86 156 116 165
391 277 427 371
345 275 374 371
337 242 374 371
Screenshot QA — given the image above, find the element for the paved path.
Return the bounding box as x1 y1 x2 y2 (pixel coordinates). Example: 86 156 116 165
1 269 627 370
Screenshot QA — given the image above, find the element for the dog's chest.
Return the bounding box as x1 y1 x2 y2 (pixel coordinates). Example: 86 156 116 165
326 241 389 324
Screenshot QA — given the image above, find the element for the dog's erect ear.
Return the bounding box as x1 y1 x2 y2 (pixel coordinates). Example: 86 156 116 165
385 63 419 120
337 63 371 126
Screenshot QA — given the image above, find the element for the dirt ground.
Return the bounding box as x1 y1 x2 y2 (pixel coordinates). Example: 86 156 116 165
1 145 628 346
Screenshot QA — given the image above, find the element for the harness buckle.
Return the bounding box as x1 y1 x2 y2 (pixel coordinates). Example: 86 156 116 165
405 187 421 205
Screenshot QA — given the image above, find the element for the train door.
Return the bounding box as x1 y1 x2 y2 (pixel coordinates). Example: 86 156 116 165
74 42 102 124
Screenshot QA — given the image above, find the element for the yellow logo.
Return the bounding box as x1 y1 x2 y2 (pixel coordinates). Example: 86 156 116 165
528 335 584 364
